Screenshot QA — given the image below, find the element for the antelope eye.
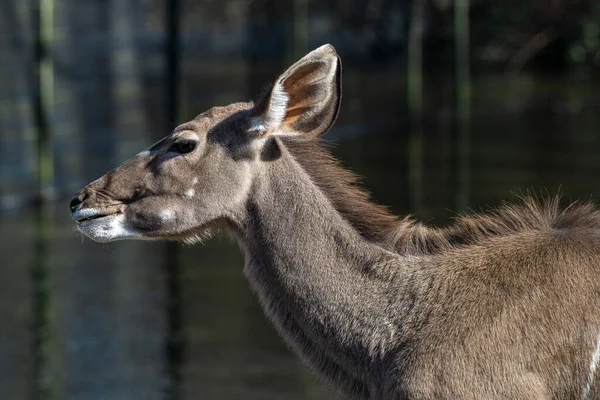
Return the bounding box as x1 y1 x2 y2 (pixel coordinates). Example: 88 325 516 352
168 140 197 154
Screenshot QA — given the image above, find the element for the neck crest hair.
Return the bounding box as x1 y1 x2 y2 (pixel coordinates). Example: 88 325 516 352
282 137 600 256
281 137 399 245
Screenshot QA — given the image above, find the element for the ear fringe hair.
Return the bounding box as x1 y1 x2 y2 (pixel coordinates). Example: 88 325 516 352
249 81 289 133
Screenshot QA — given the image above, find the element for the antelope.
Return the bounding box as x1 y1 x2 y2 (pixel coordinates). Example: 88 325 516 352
70 44 600 399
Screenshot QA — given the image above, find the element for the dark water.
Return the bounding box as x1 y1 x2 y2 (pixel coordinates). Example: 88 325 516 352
2 69 600 399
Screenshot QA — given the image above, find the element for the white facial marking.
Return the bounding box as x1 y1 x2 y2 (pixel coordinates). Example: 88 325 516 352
185 189 195 199
76 214 140 243
583 329 600 400
249 81 289 132
159 209 174 221
180 130 200 141
136 150 151 157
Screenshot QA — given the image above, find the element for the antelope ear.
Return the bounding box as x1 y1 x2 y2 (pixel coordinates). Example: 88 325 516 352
249 44 342 138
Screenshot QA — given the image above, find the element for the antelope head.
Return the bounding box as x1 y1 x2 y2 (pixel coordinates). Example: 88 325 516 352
70 44 341 243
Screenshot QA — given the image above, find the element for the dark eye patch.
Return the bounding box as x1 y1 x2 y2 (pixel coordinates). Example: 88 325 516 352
168 140 197 154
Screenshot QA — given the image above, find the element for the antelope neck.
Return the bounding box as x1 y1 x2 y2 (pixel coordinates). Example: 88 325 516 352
233 149 408 396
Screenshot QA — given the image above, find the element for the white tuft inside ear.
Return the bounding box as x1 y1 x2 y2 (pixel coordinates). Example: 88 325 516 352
249 81 289 133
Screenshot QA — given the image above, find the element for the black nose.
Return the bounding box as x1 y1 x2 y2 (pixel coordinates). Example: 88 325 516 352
69 194 85 212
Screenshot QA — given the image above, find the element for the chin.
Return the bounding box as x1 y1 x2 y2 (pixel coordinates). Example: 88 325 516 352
76 214 141 242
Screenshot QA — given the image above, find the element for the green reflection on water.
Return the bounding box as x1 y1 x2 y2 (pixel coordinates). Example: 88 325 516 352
454 0 471 211
31 204 57 400
165 242 183 400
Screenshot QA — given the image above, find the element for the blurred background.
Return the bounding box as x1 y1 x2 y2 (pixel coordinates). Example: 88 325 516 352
1 0 600 398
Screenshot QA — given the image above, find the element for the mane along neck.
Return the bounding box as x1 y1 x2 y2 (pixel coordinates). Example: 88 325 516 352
282 137 600 256
281 137 399 244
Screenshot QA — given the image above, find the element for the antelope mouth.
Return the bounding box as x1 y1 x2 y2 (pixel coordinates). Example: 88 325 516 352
73 208 139 242
72 208 119 223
